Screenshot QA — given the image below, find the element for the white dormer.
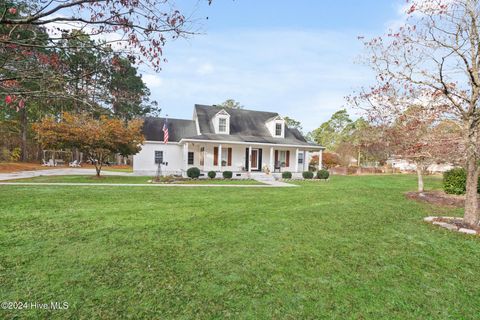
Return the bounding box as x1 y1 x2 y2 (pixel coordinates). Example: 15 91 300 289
213 109 230 134
266 115 285 138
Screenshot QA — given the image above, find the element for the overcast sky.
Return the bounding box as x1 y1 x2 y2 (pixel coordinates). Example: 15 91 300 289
140 0 407 131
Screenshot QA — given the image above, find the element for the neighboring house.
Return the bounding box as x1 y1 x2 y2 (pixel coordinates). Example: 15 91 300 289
133 104 324 176
387 158 455 173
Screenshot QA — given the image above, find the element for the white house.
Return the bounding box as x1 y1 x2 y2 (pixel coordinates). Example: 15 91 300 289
133 104 324 177
388 158 455 173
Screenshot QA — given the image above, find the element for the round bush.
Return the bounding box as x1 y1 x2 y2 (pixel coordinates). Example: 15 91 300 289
443 168 467 194
302 171 314 179
317 169 330 180
222 171 233 179
207 171 216 179
186 167 200 179
282 171 292 179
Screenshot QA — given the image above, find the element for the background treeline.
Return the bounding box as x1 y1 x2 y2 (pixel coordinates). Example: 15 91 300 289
0 0 198 162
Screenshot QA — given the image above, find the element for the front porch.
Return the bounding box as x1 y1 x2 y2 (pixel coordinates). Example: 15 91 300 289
181 141 322 176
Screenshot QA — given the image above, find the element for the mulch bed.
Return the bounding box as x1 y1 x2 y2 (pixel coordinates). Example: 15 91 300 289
408 190 480 235
405 190 466 208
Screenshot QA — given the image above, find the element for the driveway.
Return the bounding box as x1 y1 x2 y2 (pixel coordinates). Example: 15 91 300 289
0 168 133 181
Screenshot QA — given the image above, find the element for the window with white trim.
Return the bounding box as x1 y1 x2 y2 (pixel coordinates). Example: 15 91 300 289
154 151 163 164
219 118 227 133
188 152 194 165
279 151 287 167
298 152 304 164
275 123 283 136
200 147 205 166
221 148 229 166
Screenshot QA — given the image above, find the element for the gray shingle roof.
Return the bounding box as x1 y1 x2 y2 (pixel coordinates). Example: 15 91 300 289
195 104 278 137
143 117 196 142
191 105 319 147
142 105 323 148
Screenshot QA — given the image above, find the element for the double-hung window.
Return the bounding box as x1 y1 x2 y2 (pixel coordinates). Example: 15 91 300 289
154 151 163 164
188 152 194 165
298 152 304 164
200 147 205 166
279 151 287 167
275 123 282 136
219 118 227 133
221 149 228 166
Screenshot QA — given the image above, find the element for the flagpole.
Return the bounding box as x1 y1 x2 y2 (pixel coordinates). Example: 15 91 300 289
154 114 169 182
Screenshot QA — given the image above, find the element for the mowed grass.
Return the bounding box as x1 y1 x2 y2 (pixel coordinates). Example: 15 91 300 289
7 175 263 185
0 175 478 319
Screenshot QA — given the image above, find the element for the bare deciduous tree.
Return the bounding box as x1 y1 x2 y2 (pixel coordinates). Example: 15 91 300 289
355 0 480 225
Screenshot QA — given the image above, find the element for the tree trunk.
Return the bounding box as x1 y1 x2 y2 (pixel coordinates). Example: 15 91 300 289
20 107 28 162
464 121 479 226
464 154 479 225
94 154 103 177
95 164 102 177
416 166 424 193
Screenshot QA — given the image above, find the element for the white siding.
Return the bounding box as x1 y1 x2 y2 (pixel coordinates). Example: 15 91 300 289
134 141 318 176
133 142 183 176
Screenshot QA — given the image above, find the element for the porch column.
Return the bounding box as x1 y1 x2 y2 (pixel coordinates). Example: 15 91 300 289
318 149 323 170
295 148 299 173
269 147 274 172
218 144 222 171
203 145 206 172
183 143 189 172
248 146 252 173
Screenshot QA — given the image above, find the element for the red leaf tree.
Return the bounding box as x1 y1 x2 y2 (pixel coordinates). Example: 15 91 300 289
354 0 480 225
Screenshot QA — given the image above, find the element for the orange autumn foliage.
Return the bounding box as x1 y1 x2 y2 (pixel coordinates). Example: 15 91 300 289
33 112 144 176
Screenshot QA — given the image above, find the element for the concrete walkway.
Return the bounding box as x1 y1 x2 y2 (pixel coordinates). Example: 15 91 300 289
0 168 133 181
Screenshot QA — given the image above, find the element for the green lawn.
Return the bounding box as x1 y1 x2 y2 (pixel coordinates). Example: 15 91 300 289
0 175 478 319
6 175 263 185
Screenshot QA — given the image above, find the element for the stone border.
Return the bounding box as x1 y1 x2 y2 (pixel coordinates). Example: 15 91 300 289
424 216 478 235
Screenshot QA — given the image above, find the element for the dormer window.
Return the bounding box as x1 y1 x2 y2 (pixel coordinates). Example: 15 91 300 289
266 115 285 138
219 118 227 133
275 123 283 136
213 109 230 134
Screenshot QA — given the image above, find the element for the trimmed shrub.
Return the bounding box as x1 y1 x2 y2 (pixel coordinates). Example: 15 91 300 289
186 167 201 179
207 171 216 179
443 168 468 195
222 171 233 179
282 171 292 179
302 171 314 179
317 169 330 180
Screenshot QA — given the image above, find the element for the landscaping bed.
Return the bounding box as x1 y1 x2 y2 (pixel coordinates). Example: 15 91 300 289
405 190 466 208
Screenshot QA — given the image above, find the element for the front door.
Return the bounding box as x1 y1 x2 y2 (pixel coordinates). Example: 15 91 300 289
251 149 259 170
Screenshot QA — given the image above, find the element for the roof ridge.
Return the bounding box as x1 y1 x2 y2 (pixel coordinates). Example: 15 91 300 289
194 104 279 115
144 116 193 122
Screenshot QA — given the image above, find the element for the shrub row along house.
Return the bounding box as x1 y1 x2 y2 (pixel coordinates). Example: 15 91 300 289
133 105 324 177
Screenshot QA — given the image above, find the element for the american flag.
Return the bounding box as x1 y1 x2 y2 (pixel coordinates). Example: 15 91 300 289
162 119 169 144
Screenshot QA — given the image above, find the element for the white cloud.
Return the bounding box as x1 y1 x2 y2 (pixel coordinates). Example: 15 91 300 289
142 74 163 88
196 62 214 75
